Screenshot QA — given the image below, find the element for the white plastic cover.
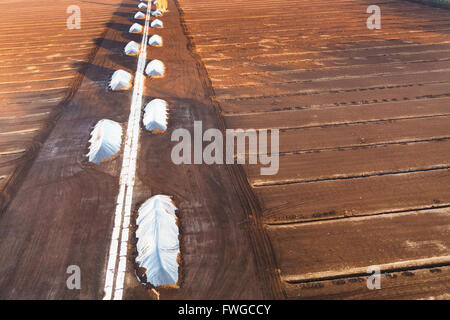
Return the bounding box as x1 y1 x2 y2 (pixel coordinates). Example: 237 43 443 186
143 99 168 132
151 9 163 17
145 60 165 77
124 41 140 55
129 23 143 33
135 195 180 287
109 69 132 91
138 3 147 9
134 11 145 20
87 119 123 164
148 34 162 46
152 0 158 4
151 19 163 28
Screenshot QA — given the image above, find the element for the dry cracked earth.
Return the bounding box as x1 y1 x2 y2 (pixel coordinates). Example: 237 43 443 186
0 0 449 299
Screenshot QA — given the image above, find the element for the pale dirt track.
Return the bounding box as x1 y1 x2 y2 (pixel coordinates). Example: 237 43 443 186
0 0 449 299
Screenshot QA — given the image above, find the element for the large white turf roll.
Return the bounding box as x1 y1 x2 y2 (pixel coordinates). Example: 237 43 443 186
135 195 180 287
134 11 145 20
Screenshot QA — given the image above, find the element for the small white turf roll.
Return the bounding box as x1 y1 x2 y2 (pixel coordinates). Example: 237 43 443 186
151 19 163 28
109 69 133 91
134 11 145 20
87 119 123 164
143 99 168 132
148 34 162 46
129 23 143 33
145 60 165 77
151 9 163 17
124 41 140 55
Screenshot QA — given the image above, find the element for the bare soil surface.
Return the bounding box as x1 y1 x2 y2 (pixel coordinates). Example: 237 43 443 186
0 0 132 299
0 0 449 300
0 0 280 299
0 0 124 212
177 0 450 298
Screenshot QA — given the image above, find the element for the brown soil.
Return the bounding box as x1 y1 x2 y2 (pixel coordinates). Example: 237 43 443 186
0 0 449 300
0 0 124 212
176 0 450 299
